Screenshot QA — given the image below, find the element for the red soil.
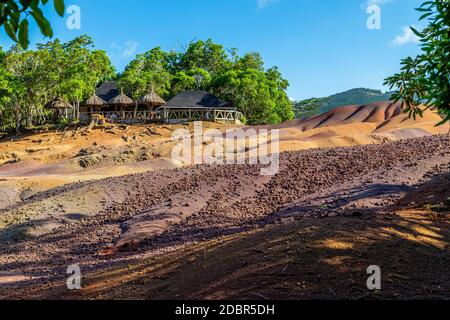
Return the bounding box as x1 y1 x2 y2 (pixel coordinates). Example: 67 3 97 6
0 134 449 300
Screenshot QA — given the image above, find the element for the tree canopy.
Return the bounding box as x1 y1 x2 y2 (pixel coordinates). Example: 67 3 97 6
0 35 115 132
119 39 294 125
118 47 176 100
0 37 293 133
384 0 450 124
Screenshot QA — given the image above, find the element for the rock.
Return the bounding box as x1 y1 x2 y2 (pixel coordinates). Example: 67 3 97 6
78 154 103 168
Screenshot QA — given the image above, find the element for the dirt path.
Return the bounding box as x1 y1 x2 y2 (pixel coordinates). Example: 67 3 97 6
0 134 449 299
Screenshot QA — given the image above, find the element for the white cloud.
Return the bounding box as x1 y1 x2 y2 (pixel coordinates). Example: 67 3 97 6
390 26 420 46
362 0 393 9
110 41 139 59
257 0 279 9
122 41 139 58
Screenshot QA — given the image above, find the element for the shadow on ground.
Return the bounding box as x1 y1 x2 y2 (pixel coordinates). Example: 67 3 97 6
5 173 447 300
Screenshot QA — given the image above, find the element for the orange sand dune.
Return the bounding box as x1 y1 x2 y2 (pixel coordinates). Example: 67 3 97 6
0 102 448 206
270 101 449 152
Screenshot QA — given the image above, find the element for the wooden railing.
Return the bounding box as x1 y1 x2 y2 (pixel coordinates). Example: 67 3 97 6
80 109 243 124
162 109 242 124
80 111 158 123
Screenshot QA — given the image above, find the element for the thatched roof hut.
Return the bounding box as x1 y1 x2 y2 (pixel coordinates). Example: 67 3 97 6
96 81 119 101
81 93 107 107
162 91 232 110
138 86 166 107
44 97 73 110
160 91 238 124
108 89 134 106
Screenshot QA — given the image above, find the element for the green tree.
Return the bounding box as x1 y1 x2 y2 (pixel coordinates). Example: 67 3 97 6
293 98 322 119
384 0 450 124
0 47 14 131
61 36 115 116
170 68 212 93
3 46 47 131
179 39 230 76
170 71 196 93
234 52 265 71
118 39 294 125
265 66 294 122
0 35 114 132
1 0 66 49
119 47 173 99
212 68 292 124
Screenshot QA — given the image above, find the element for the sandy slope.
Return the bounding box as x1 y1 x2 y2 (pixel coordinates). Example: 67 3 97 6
268 101 449 152
0 102 447 238
0 134 449 299
58 182 450 300
0 102 447 202
0 103 449 299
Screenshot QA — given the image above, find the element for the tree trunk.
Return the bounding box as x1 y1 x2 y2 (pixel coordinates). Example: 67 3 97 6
27 105 34 127
77 99 80 121
13 103 22 134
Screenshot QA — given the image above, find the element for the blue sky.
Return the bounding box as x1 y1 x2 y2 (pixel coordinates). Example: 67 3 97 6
0 0 424 99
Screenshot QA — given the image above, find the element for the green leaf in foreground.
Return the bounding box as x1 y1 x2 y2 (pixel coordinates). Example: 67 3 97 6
18 19 29 49
53 0 65 17
4 21 18 42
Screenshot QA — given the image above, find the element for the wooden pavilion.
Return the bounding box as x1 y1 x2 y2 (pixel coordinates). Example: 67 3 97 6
159 90 241 124
76 82 241 124
138 86 166 120
80 93 107 117
107 88 135 121
79 81 166 123
45 97 74 121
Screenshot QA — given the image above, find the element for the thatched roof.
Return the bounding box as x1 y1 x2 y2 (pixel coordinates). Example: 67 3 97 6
96 81 119 101
44 97 73 109
81 93 107 107
138 87 166 106
162 91 232 109
108 89 134 105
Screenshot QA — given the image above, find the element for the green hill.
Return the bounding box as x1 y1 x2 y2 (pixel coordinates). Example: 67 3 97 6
294 88 394 119
320 88 393 113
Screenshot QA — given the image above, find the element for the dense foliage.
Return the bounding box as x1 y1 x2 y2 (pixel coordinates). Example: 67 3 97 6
293 98 322 120
0 37 293 132
1 0 65 49
0 36 115 132
119 39 294 125
384 0 450 124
